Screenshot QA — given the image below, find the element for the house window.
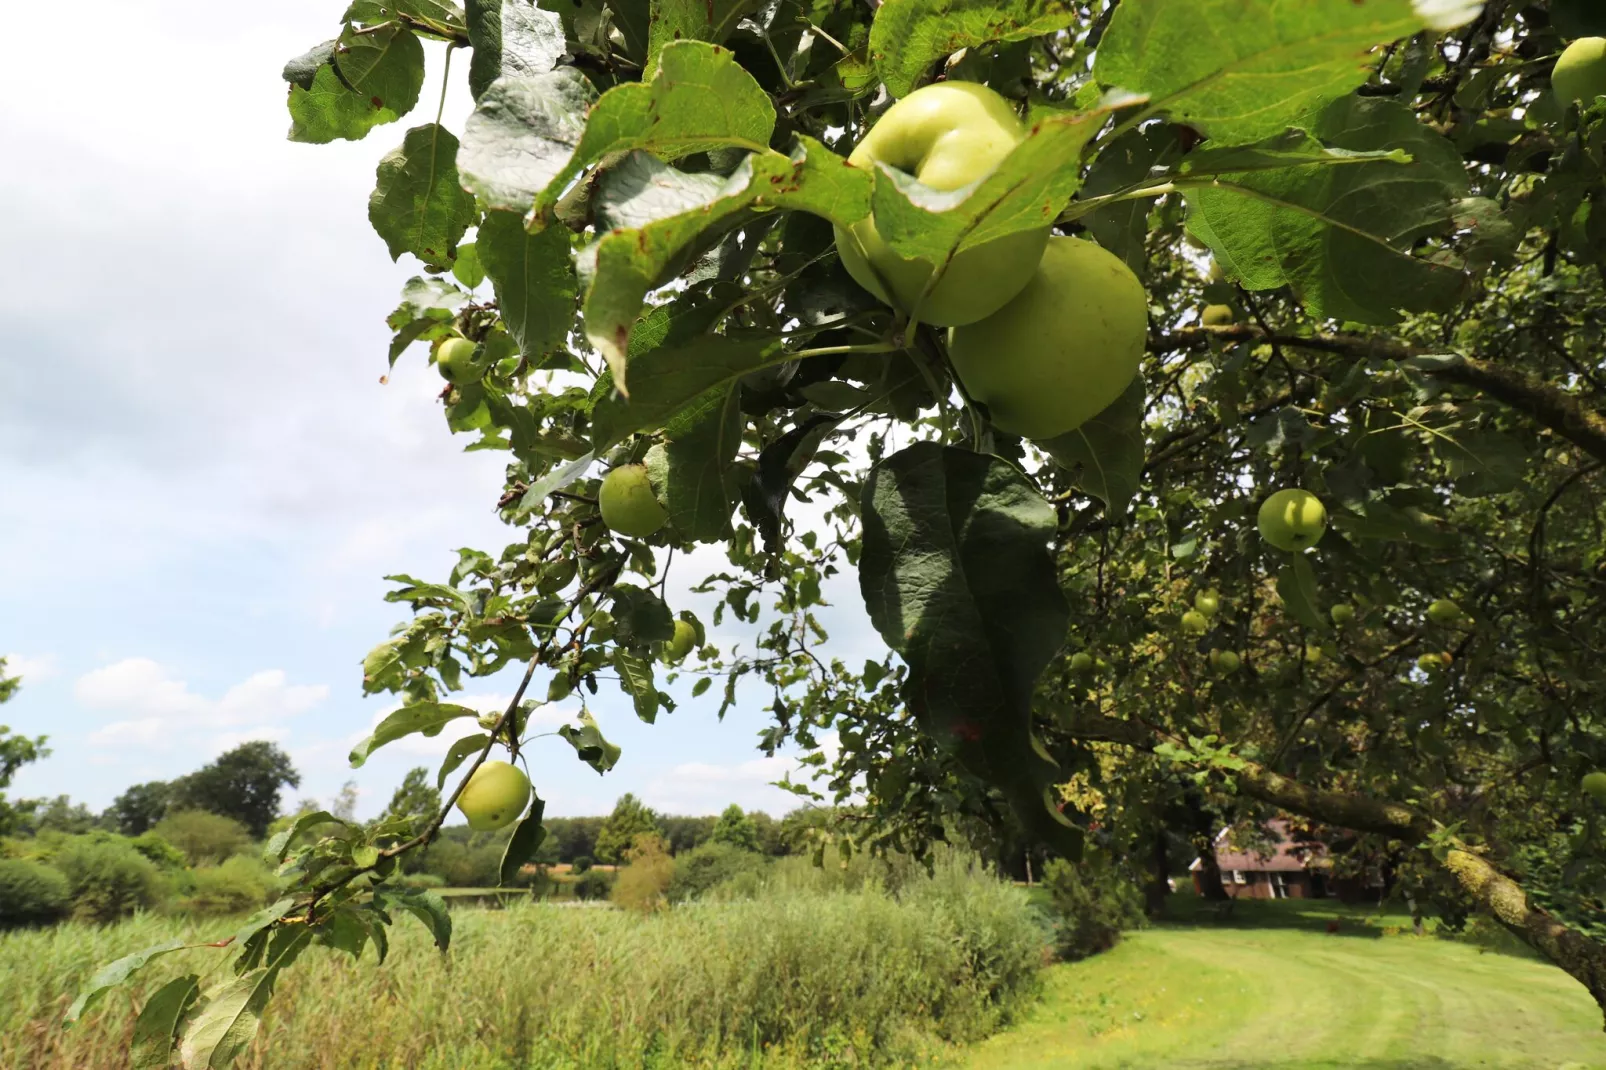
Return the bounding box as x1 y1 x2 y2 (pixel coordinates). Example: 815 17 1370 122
1271 872 1290 899
1230 870 1246 884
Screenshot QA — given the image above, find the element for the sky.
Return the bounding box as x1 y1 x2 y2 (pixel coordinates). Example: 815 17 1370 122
0 0 877 823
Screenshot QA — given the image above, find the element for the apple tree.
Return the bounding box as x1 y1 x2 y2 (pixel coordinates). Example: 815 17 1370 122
71 0 1606 1060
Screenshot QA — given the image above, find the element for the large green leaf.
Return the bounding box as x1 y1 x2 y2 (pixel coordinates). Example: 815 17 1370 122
531 41 778 219
1094 0 1480 144
591 333 788 449
613 649 662 723
287 25 426 144
130 975 200 1070
582 139 868 388
67 940 187 1022
646 0 757 75
375 887 453 950
559 710 624 769
476 211 576 361
869 103 1108 268
644 385 743 542
1038 377 1145 517
349 703 479 766
369 124 477 269
466 0 566 99
858 443 1081 857
458 68 598 213
870 0 1078 99
178 927 311 1070
1184 97 1469 324
498 795 547 884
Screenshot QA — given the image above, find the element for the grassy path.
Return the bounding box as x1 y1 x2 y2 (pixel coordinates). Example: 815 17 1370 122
964 922 1606 1069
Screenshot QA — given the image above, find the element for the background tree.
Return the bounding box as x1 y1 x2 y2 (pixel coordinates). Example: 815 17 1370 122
105 781 171 837
0 661 46 837
381 767 441 826
151 811 253 867
329 779 360 822
594 794 663 864
167 741 299 838
710 804 760 853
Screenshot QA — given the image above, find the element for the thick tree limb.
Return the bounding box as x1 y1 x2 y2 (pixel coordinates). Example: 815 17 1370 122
1152 327 1606 466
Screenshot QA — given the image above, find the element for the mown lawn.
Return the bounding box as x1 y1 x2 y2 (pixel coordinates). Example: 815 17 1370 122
965 896 1606 1069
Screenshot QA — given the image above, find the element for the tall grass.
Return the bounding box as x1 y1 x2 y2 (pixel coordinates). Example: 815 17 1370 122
0 849 1048 1070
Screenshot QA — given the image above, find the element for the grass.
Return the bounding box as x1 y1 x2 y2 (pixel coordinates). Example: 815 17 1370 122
963 893 1606 1069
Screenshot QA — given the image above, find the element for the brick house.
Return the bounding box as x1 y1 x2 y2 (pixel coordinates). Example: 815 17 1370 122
1190 819 1384 901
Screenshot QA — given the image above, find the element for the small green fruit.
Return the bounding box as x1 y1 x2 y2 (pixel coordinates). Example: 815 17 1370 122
436 336 485 385
456 760 531 831
1330 603 1356 626
1070 651 1095 673
1181 610 1210 635
1201 304 1235 327
1583 771 1606 804
1209 649 1241 673
1304 644 1324 664
664 619 697 663
1426 599 1463 626
1417 652 1451 673
1553 37 1606 105
1195 590 1221 618
1257 489 1327 552
598 465 668 538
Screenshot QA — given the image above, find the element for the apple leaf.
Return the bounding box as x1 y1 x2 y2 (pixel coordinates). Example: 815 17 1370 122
868 103 1109 270
1184 97 1469 324
582 140 869 389
869 0 1079 100
374 887 452 951
531 41 778 220
349 703 480 766
613 649 662 723
559 710 624 769
436 732 491 790
287 25 426 144
1433 427 1527 497
497 794 548 885
476 210 577 362
465 0 566 100
647 0 757 75
858 443 1082 859
263 811 347 863
67 940 188 1023
129 975 201 1070
1277 556 1327 632
1074 125 1182 273
610 583 676 648
644 385 744 542
1039 377 1145 518
515 450 595 518
458 68 598 214
1094 0 1479 144
368 124 478 269
179 928 311 1070
590 333 789 449
742 414 840 552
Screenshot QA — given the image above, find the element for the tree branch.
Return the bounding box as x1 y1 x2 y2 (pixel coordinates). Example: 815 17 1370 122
1152 327 1606 465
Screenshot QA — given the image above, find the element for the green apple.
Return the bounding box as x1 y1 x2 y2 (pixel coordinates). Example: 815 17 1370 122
1209 649 1241 673
1426 599 1463 625
664 619 697 663
1304 643 1325 664
1330 603 1356 626
599 464 668 538
1201 304 1235 327
1554 37 1606 104
436 336 486 385
1257 489 1327 552
455 760 531 831
949 236 1147 440
1195 590 1221 618
1583 771 1606 803
1070 651 1095 673
835 82 1049 327
1180 610 1210 635
1417 652 1451 673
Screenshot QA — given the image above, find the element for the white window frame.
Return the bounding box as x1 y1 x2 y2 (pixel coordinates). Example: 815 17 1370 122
1230 869 1246 884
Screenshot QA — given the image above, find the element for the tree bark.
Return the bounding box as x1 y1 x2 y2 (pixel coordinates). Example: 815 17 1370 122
1144 827 1171 917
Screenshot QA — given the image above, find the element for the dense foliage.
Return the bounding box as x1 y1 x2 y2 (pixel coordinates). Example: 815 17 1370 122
63 0 1606 1061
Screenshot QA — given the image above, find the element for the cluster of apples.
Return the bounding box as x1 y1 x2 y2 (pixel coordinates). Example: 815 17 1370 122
834 82 1148 443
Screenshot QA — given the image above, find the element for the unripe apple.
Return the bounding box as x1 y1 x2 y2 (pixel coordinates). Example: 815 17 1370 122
1181 610 1210 635
1304 643 1324 664
1553 38 1606 105
664 619 697 663
1330 603 1356 626
455 760 531 831
1583 771 1606 803
1195 590 1221 618
1209 649 1241 673
949 236 1147 440
834 82 1049 326
1257 489 1327 552
1426 598 1463 625
1417 652 1451 673
436 336 486 385
598 464 668 538
1070 651 1094 673
1201 304 1235 327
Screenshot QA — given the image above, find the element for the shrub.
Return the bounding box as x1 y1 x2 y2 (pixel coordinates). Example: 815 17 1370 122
612 834 673 912
129 832 187 871
1041 853 1145 961
53 838 165 923
0 859 70 927
181 856 281 916
667 841 767 903
569 854 593 874
571 868 612 901
398 872 446 890
151 811 251 867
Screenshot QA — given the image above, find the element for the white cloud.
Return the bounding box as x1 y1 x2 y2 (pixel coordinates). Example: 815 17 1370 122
2 652 58 683
77 658 327 751
645 755 812 816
